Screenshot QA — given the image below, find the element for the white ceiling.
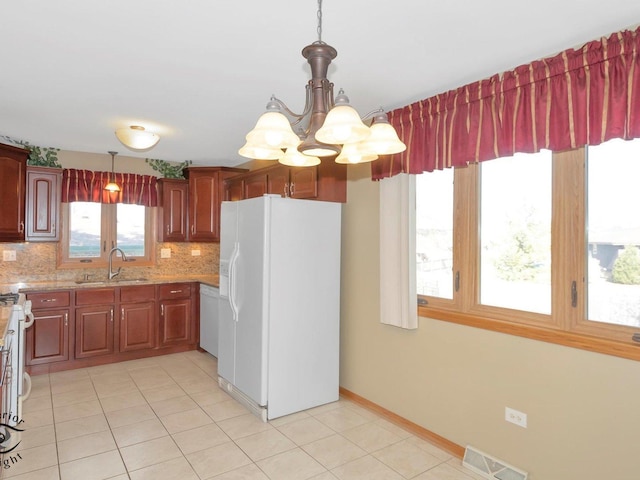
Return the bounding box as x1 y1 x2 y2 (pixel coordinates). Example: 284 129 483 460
2 1 639 167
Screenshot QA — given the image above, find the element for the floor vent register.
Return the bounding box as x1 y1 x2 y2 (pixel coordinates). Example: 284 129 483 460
463 446 528 480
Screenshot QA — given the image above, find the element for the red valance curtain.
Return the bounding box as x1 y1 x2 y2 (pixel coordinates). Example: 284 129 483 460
61 169 158 207
372 26 640 180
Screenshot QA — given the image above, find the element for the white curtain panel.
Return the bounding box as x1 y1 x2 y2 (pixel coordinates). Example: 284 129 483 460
379 173 418 329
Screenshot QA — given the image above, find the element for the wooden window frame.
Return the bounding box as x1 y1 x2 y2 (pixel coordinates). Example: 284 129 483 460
417 147 640 361
57 202 155 269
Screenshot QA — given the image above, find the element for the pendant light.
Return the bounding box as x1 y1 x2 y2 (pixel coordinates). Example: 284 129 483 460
104 151 121 192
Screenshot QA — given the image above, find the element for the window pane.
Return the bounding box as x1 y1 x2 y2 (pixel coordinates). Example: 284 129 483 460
416 169 454 299
117 204 146 257
68 202 102 258
587 138 640 328
480 151 552 314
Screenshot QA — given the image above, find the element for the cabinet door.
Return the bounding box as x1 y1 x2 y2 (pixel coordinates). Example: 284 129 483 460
157 179 188 242
120 301 156 352
0 143 27 242
188 172 219 242
26 167 62 241
244 173 268 199
75 305 115 359
26 308 70 365
290 166 318 199
160 299 192 346
224 177 244 201
267 165 290 197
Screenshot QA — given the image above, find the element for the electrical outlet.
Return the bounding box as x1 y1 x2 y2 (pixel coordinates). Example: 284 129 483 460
505 407 527 428
2 250 16 262
160 248 171 259
191 249 201 256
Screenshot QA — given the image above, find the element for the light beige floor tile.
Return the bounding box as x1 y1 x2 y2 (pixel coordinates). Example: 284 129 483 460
129 370 175 390
202 399 249 422
93 380 139 399
330 455 403 480
149 395 198 417
159 407 213 434
171 423 230 455
373 419 412 440
12 424 56 451
413 462 479 480
89 370 131 385
310 473 339 480
268 410 310 427
49 369 90 383
22 408 54 428
3 465 60 480
186 441 252 479
22 394 52 413
342 403 382 422
52 388 98 408
340 422 403 453
57 430 117 464
371 439 442 478
256 448 326 480
86 363 128 377
445 459 487 480
276 416 335 446
302 434 367 470
105 404 156 429
99 391 147 413
119 436 182 471
25 383 51 400
305 401 343 417
55 413 110 441
313 408 370 433
210 463 270 479
234 428 297 462
140 384 185 403
176 376 219 395
406 436 453 462
129 456 199 480
188 388 230 407
105 476 129 480
50 378 93 396
111 417 168 448
3 443 58 478
30 374 50 389
217 413 272 440
121 358 162 371
54 399 102 423
59 450 126 480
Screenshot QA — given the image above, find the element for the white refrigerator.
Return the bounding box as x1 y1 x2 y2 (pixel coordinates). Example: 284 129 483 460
218 195 341 421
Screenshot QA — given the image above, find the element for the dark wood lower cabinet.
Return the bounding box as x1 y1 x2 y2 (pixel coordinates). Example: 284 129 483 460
26 308 70 365
24 282 198 374
75 305 115 359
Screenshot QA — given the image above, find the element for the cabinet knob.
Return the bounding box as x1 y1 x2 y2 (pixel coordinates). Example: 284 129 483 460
64 312 68 326
290 182 295 196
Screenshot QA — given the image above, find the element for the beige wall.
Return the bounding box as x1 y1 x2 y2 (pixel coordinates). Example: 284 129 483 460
340 164 640 480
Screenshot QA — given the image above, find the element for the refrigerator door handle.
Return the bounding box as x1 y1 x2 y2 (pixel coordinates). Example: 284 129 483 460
229 242 240 322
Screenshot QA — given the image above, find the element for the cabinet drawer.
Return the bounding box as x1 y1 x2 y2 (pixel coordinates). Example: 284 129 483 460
27 291 70 308
159 283 191 300
120 285 155 303
75 288 116 306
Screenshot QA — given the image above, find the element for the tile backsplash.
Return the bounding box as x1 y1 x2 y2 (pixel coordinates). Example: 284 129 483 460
0 242 219 284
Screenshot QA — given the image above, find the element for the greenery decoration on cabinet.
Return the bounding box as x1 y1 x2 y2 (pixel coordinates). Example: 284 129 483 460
1 135 61 167
145 158 193 178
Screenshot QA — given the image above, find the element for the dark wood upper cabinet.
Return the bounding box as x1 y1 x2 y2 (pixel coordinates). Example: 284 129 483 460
0 143 28 242
26 166 62 242
185 167 246 242
157 178 189 242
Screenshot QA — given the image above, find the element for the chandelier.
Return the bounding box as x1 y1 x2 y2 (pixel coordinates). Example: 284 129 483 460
239 0 406 167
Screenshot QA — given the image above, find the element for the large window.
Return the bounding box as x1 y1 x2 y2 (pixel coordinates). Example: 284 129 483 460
60 202 154 267
416 138 640 358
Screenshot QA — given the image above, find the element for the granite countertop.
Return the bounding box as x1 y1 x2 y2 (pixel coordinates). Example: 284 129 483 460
0 274 219 293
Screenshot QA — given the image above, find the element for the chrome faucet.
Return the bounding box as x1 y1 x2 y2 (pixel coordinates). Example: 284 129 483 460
108 247 128 280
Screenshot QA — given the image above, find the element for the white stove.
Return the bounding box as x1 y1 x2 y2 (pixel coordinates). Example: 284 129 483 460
1 292 33 426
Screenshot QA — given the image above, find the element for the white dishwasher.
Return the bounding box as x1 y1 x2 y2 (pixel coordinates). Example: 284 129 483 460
199 284 219 356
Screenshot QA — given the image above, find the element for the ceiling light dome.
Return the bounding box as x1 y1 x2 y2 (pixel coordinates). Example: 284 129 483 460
115 125 160 151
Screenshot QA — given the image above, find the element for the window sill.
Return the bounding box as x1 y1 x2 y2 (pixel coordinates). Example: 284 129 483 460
418 305 640 362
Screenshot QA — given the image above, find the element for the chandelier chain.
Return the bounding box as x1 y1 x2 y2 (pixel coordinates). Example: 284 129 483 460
317 0 323 42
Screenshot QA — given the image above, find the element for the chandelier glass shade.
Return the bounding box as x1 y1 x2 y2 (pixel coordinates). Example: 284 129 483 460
239 0 405 167
115 125 160 151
